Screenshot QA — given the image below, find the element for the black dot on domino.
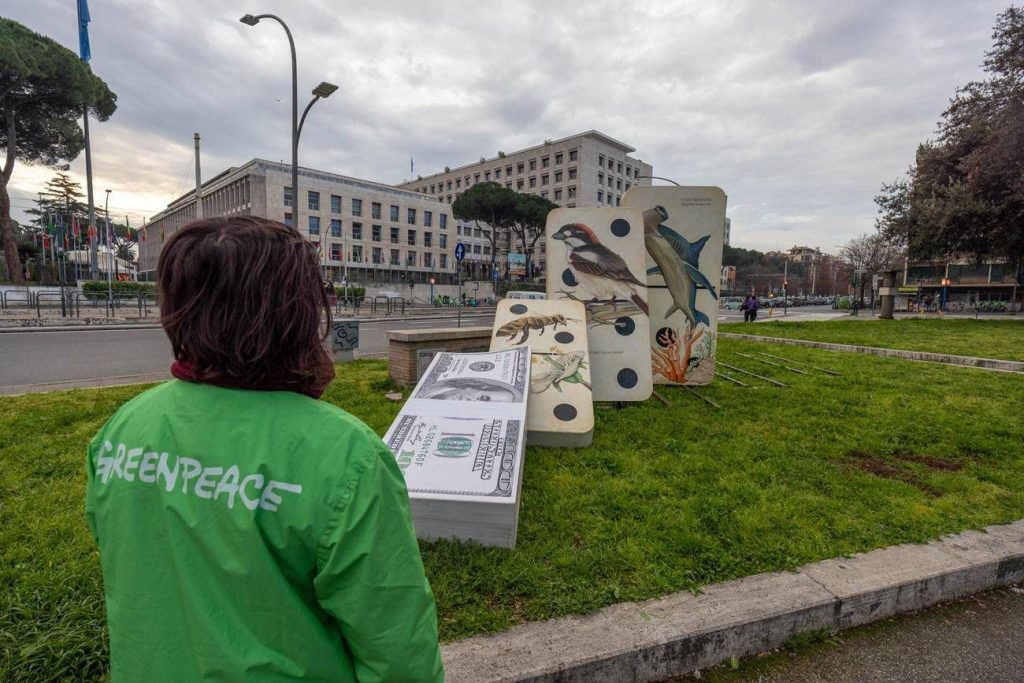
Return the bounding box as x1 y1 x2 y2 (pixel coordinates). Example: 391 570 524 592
510 304 528 314
617 368 638 389
610 218 630 237
553 403 577 421
554 331 574 344
614 316 635 336
562 268 578 287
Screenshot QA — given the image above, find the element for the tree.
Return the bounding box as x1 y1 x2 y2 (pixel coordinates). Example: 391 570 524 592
876 6 1024 276
0 18 117 283
509 192 557 280
451 182 517 281
840 233 905 304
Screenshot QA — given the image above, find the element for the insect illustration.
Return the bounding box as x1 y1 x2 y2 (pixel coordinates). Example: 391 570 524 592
531 351 591 394
495 314 575 344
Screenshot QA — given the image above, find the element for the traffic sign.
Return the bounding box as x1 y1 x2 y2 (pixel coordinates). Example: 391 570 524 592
455 242 466 261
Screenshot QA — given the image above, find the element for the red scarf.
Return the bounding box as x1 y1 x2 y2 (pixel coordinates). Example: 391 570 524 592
170 360 330 399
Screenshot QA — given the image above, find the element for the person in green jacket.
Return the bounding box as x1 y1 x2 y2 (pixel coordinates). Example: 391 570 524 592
85 216 444 682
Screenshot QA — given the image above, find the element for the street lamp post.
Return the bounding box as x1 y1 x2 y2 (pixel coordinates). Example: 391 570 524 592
104 189 112 310
240 13 299 228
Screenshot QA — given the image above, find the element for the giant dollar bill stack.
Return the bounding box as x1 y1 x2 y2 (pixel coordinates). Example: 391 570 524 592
490 299 593 448
383 347 530 548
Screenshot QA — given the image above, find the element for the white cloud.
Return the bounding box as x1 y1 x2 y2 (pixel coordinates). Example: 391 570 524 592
3 0 1008 250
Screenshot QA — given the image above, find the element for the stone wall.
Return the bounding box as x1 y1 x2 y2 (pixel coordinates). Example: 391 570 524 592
387 326 492 386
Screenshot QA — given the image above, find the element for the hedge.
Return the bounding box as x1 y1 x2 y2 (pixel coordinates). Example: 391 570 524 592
333 286 366 299
81 281 156 297
497 281 544 297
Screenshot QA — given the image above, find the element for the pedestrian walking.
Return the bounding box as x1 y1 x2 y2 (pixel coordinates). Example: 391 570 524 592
85 216 443 682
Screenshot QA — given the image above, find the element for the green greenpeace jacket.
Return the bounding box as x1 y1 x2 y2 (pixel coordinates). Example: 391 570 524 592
85 380 443 682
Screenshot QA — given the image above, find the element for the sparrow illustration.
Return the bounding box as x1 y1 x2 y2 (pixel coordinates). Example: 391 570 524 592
642 207 718 328
551 223 650 316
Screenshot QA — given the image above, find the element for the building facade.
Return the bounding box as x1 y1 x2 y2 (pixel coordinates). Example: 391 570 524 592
899 258 1020 308
138 160 454 285
398 130 653 281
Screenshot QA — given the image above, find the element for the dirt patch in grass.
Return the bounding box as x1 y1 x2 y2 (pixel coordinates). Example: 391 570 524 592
892 451 965 472
845 450 941 497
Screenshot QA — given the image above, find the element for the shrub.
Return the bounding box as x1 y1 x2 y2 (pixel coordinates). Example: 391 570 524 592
81 281 156 297
333 286 365 300
497 281 544 297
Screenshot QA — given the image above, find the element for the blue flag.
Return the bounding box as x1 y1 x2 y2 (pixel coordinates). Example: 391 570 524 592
77 0 91 62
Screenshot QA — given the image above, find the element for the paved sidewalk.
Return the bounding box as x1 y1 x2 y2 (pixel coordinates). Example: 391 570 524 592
702 586 1024 682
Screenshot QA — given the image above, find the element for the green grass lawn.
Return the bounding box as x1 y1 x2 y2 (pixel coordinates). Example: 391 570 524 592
721 317 1024 361
4 343 1024 680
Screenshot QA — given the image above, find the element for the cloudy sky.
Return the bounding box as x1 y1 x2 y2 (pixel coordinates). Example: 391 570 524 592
4 0 1008 252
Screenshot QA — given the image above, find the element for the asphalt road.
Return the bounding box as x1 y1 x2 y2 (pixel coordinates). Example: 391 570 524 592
697 586 1024 683
0 311 497 395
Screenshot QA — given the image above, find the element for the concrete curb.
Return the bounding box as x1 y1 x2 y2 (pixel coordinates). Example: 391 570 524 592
720 332 1024 373
441 520 1024 682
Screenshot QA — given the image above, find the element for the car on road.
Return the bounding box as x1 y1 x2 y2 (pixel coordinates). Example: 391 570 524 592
721 296 745 310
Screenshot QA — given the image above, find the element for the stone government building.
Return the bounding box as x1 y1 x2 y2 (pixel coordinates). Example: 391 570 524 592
137 159 454 285
138 130 653 286
399 130 653 281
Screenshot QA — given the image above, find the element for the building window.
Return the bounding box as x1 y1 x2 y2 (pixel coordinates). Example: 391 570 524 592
330 219 342 237
330 244 341 262
517 179 525 189
598 154 605 167
406 251 416 266
529 159 537 171
608 176 614 187
598 191 604 203
351 198 362 217
617 179 623 190
424 232 432 247
331 194 341 213
616 196 621 206
555 152 563 165
424 210 433 227
474 173 480 183
284 212 293 226
284 186 293 207
541 191 549 199
390 248 399 265
308 215 320 234
517 162 525 174
308 191 320 211
554 189 563 201
407 208 416 225
529 177 537 188
371 202 381 219
390 227 399 243
390 205 400 222
408 229 416 245
446 194 452 204
567 185 577 199
598 172 604 185
494 168 501 179
371 225 381 241
555 171 563 183
424 252 433 268
352 222 362 240
506 165 513 176
541 156 550 168
568 167 577 180
569 149 578 161
473 244 481 254
447 180 453 190
440 253 448 269
541 174 549 185
439 234 447 248
439 213 448 229
352 245 363 262
617 162 623 173
625 182 631 192
372 247 382 263
484 171 491 181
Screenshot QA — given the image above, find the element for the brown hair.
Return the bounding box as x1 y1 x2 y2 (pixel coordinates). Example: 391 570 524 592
157 216 334 390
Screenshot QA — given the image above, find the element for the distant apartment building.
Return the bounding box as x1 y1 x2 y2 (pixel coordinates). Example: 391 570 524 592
787 245 823 264
137 159 454 285
723 217 731 246
398 130 653 280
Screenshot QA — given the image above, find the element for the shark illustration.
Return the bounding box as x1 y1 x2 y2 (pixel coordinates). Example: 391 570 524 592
641 206 718 327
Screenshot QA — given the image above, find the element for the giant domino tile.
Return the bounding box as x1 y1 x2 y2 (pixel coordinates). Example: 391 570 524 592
489 298 593 448
544 207 653 402
622 186 726 386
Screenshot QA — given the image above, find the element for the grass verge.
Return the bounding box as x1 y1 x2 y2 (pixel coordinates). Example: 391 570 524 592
3 344 1024 680
721 317 1024 361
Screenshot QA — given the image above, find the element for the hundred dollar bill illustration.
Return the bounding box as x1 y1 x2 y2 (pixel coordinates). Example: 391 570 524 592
386 414 522 499
414 347 530 402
